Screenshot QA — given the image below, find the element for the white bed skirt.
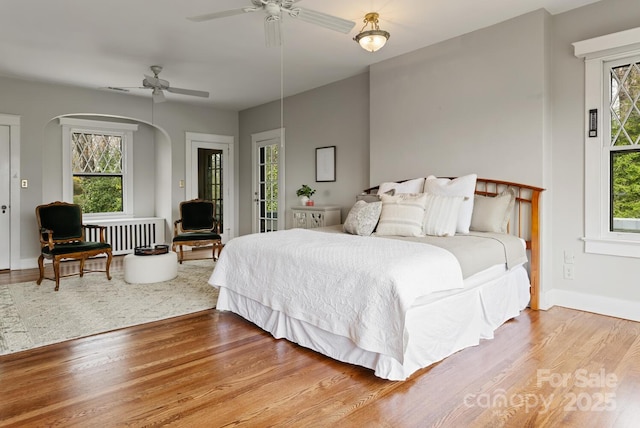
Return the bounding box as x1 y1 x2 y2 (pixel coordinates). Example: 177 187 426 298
216 266 530 381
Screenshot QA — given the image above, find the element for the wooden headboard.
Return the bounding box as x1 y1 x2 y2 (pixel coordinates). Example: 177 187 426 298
363 178 544 310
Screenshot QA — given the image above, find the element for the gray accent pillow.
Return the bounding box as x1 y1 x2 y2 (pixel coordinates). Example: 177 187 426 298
470 188 516 233
356 189 394 203
343 200 382 236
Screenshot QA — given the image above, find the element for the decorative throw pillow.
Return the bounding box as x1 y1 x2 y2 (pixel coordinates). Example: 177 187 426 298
423 193 465 237
343 200 382 236
470 188 516 233
375 193 428 237
377 177 425 196
356 189 394 203
423 174 477 234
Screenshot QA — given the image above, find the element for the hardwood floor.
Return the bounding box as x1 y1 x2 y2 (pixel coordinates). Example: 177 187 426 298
1 258 639 427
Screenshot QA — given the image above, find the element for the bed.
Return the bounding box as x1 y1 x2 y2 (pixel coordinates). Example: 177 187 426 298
209 177 543 380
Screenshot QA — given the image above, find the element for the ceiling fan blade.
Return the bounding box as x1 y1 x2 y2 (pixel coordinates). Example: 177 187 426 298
187 7 257 22
152 88 166 103
166 87 210 98
265 18 282 48
294 7 356 34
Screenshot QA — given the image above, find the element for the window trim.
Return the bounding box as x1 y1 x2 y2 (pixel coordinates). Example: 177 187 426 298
59 118 137 219
574 27 640 258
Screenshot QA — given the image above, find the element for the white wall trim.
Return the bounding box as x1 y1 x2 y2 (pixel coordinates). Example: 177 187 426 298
547 288 640 322
573 26 640 59
58 117 139 131
0 113 21 270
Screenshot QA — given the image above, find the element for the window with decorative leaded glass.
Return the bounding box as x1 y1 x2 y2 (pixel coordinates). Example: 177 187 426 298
576 27 640 258
72 132 124 213
60 118 137 217
608 58 640 233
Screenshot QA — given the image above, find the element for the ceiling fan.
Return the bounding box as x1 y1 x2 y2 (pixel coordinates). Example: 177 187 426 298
141 66 209 103
187 0 355 47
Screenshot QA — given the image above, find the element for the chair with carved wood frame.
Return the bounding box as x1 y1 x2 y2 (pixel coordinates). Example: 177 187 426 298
35 201 113 291
172 199 223 264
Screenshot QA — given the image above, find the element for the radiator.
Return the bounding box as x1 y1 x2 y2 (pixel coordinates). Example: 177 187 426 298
85 217 166 255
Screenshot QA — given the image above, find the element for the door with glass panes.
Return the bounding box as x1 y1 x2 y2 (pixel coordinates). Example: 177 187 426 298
252 129 284 233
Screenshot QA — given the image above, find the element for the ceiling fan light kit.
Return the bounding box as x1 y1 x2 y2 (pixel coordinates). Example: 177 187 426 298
354 12 390 53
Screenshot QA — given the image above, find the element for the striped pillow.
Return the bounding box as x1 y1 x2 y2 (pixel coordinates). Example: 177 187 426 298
423 193 465 237
375 193 428 237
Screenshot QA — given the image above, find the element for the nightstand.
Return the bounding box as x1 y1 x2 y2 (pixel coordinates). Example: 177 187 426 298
291 205 341 229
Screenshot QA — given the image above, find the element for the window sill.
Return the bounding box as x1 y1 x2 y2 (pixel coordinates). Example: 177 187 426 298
582 237 640 258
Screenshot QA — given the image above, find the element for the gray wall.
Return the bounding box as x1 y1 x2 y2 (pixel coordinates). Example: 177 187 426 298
366 1 640 314
0 75 238 264
238 0 640 318
551 0 640 305
368 10 555 307
369 10 548 187
238 73 370 235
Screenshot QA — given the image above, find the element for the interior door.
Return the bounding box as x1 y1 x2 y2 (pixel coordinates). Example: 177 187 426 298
197 147 224 234
252 129 285 233
188 137 233 244
0 125 10 270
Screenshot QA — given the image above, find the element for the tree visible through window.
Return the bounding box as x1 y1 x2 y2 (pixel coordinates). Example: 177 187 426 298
609 61 640 232
72 132 124 214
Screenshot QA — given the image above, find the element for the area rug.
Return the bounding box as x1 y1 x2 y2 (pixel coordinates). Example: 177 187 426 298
0 260 218 355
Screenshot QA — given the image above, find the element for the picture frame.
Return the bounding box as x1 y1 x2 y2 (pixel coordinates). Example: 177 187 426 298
315 146 336 182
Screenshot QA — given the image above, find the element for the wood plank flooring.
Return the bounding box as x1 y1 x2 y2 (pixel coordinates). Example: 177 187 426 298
1 258 639 427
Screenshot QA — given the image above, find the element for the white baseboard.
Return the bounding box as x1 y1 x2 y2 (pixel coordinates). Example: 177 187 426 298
19 258 39 270
546 288 640 322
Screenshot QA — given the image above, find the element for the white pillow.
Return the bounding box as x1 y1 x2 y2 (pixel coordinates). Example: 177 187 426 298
375 193 428 237
377 177 425 196
470 188 516 233
423 194 465 237
343 200 382 236
423 174 477 234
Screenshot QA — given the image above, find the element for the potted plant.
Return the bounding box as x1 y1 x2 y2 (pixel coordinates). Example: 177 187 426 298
296 184 316 206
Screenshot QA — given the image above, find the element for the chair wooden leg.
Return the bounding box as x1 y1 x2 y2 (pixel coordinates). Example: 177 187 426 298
214 242 223 260
105 251 113 280
36 255 45 285
53 258 61 291
178 245 184 264
79 257 85 278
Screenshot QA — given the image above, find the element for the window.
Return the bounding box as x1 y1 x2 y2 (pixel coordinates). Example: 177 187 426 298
60 118 137 217
574 27 640 257
608 60 640 234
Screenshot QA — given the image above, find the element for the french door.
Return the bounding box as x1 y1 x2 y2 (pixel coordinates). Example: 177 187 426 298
186 133 234 243
252 129 285 233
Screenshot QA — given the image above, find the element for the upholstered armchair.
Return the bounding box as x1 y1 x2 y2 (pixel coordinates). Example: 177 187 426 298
35 201 113 291
172 199 222 264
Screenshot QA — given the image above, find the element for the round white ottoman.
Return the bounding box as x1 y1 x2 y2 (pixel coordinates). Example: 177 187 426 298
124 251 178 284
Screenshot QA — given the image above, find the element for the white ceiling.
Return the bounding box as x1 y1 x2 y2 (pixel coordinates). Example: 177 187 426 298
0 0 600 111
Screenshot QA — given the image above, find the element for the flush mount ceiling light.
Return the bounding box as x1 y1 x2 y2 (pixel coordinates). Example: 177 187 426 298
353 12 390 53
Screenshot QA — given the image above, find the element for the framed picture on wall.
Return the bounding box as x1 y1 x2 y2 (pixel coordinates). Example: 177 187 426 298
315 146 336 182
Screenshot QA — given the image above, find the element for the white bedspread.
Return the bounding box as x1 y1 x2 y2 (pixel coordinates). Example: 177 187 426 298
208 229 464 363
